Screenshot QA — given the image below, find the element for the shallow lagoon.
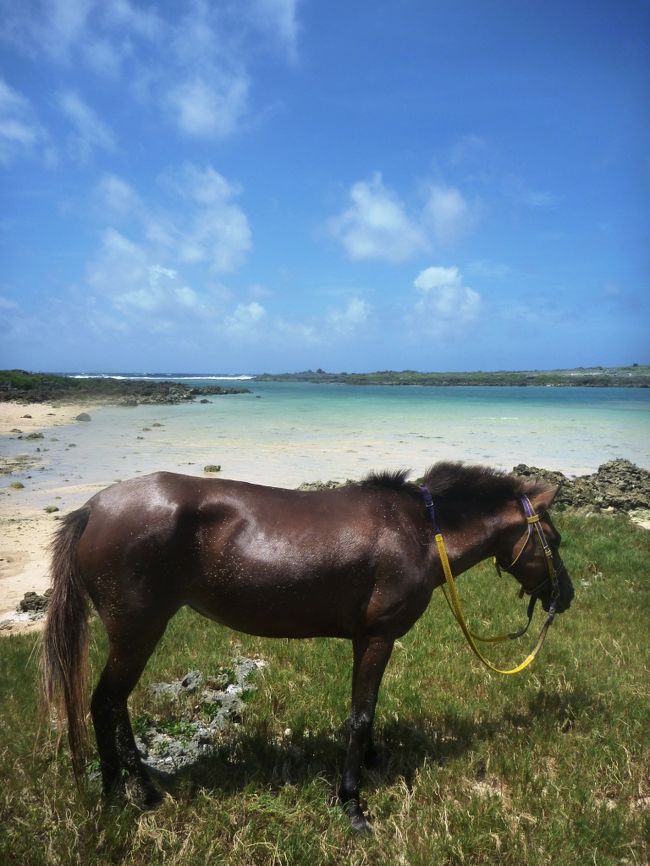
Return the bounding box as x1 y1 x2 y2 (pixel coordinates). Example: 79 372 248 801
3 382 649 513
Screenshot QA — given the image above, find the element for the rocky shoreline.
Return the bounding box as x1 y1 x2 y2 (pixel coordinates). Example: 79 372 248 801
300 459 650 515
512 458 650 513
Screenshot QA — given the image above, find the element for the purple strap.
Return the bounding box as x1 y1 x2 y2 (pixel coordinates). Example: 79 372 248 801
521 496 536 519
420 485 442 534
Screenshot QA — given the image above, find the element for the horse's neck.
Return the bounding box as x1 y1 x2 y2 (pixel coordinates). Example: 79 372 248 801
440 514 504 576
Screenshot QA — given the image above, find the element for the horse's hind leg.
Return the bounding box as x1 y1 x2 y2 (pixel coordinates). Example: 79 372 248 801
339 635 394 833
91 612 171 806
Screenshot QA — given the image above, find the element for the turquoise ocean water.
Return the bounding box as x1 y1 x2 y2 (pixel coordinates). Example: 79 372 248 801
3 381 649 510
183 380 649 479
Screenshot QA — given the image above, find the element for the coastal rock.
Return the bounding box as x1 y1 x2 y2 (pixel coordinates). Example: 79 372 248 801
18 589 52 615
512 459 650 512
75 412 91 422
139 658 267 771
297 479 350 491
149 669 204 699
203 464 221 473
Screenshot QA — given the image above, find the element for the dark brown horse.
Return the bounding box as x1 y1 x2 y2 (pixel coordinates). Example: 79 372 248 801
42 462 574 832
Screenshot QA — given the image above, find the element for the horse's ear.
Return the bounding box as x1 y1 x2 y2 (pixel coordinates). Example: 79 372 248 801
528 483 560 512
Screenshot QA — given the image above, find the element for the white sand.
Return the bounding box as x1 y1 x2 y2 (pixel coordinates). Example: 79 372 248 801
0 401 100 633
0 401 86 436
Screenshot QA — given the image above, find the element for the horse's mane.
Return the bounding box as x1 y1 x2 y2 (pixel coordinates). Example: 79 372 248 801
362 468 411 490
362 461 555 524
422 461 525 502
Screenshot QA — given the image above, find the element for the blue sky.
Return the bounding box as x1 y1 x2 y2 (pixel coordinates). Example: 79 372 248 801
1 0 648 374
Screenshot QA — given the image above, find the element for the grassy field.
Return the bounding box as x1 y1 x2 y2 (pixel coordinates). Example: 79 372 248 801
1 511 648 866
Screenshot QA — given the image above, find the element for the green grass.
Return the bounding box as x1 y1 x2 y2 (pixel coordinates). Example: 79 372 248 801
1 512 648 865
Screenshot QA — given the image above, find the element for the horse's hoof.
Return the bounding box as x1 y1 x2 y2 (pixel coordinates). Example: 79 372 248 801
344 802 373 834
351 813 373 834
140 785 164 810
125 779 163 810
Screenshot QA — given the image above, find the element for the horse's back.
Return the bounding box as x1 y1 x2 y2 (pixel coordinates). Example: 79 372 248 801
75 472 431 639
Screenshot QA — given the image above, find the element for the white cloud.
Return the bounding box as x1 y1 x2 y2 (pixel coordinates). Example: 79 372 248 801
327 297 371 335
423 184 473 247
0 77 49 165
97 173 141 214
328 172 428 263
158 164 252 273
224 301 267 338
251 0 300 60
39 0 94 61
175 284 200 308
1 1 300 142
329 173 476 262
56 89 116 160
168 163 241 206
273 316 318 344
83 163 253 335
97 165 252 275
85 229 212 327
87 228 148 300
101 0 163 40
166 75 249 139
0 0 161 66
81 37 122 78
413 265 481 326
221 294 372 348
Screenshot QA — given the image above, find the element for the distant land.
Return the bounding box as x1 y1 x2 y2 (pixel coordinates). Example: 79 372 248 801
0 370 249 404
255 365 650 387
0 366 648 403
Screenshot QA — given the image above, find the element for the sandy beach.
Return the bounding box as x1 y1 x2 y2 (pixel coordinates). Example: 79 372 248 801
0 401 94 632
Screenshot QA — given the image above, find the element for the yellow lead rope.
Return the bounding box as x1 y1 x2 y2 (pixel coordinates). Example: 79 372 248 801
435 533 554 676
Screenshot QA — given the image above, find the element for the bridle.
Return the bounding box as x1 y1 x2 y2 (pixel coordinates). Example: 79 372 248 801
420 486 563 676
494 494 562 618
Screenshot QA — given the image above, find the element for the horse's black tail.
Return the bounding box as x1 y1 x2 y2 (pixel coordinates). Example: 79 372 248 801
41 506 91 779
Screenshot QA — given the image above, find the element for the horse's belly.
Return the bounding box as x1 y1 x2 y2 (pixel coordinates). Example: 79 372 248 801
187 595 352 639
185 568 365 639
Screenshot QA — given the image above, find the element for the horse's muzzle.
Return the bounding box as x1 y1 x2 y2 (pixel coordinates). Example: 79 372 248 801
541 566 574 614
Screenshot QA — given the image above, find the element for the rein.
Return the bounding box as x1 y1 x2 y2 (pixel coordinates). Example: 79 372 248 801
420 486 558 675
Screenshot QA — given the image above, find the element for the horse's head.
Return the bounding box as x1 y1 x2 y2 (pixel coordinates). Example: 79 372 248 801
496 485 574 615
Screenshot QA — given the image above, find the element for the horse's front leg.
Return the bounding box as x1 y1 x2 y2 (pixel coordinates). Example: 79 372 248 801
339 635 394 833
